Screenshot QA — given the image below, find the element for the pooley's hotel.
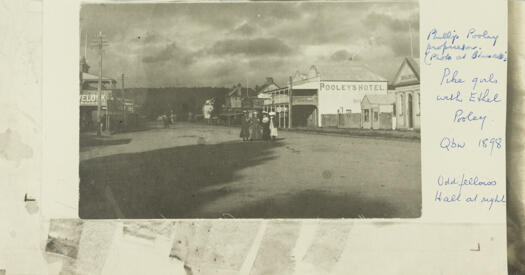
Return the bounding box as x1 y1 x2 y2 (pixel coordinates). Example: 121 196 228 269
258 57 420 130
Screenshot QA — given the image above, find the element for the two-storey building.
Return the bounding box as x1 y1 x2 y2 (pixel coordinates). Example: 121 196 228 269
259 63 387 128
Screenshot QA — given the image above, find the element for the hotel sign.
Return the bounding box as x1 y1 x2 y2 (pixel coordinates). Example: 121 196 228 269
319 81 386 92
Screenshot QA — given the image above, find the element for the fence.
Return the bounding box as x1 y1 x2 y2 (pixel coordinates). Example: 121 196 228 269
321 113 362 128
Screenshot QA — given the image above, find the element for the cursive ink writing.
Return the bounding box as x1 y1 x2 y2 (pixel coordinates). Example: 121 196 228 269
466 28 499 46
453 109 487 130
469 89 501 103
472 73 498 90
436 91 463 102
440 136 466 151
441 68 464 85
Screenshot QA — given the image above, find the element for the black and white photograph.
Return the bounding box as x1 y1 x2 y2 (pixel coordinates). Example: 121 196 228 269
78 1 421 219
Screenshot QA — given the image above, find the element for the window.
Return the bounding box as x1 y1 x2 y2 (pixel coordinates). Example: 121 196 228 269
417 92 421 115
393 104 397 116
364 109 370 122
400 94 405 115
374 111 379 121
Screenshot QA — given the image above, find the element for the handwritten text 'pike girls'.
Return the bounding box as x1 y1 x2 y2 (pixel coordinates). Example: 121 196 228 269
436 68 501 131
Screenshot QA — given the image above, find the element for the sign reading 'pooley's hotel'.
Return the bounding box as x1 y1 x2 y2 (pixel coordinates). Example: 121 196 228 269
319 81 386 92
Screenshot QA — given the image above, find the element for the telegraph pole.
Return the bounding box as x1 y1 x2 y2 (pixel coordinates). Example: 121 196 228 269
122 73 126 128
97 32 103 136
92 31 109 136
288 76 293 128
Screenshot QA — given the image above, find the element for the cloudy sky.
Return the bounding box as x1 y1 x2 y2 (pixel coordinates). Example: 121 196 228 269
80 1 419 88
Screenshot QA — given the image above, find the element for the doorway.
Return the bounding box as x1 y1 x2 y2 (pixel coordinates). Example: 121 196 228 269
407 94 413 128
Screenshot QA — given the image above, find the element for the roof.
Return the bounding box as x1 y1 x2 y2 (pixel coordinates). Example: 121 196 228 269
82 72 117 83
364 94 396 105
313 63 386 82
292 81 319 90
228 85 256 97
391 56 421 87
405 57 420 80
255 78 280 93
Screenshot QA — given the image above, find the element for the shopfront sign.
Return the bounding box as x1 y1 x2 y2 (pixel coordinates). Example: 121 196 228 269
80 90 111 106
319 81 386 93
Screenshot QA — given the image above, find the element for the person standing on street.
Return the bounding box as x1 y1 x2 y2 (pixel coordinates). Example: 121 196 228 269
170 111 176 126
261 112 270 141
269 112 278 141
249 111 261 141
240 111 250 142
163 113 170 128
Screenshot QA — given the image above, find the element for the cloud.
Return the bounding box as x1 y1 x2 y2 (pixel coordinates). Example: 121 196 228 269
207 37 293 57
81 2 419 88
137 31 163 44
362 10 419 33
389 33 419 57
142 42 196 65
231 22 258 36
329 50 354 62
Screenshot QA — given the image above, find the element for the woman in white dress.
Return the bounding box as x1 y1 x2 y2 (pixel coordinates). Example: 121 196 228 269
269 112 278 141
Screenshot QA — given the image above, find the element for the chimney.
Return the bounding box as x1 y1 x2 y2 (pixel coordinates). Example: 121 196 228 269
266 77 274 84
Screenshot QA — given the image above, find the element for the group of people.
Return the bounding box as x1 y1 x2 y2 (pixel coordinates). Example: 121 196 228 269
161 111 177 128
240 111 278 142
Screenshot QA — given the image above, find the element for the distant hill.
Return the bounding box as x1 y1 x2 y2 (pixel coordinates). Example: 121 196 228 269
115 87 230 120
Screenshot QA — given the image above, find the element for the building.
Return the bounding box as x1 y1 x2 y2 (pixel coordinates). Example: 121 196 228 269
259 63 387 128
261 86 291 128
391 57 420 130
224 83 256 110
361 94 396 129
79 57 118 131
255 77 292 127
79 71 117 131
220 84 260 124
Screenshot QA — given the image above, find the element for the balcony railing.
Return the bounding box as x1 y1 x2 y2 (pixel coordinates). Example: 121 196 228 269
263 94 318 106
292 95 317 106
264 94 290 105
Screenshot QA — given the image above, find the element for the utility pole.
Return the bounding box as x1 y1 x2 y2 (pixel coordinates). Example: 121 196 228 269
122 73 126 129
288 76 293 128
84 32 88 58
91 31 109 136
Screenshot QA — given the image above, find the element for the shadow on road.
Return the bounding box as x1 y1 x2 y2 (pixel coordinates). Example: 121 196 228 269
79 135 132 150
79 140 284 219
227 189 421 219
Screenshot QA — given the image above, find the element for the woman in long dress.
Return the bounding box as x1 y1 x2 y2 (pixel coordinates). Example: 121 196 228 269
249 112 262 141
269 112 278 141
261 113 271 141
240 112 250 141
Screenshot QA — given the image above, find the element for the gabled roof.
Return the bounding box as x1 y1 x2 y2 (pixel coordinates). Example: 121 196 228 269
363 94 396 105
405 57 420 79
255 77 280 94
228 85 256 97
313 63 387 82
392 57 420 87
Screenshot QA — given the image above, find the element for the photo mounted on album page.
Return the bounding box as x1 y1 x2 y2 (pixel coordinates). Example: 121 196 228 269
77 1 422 219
